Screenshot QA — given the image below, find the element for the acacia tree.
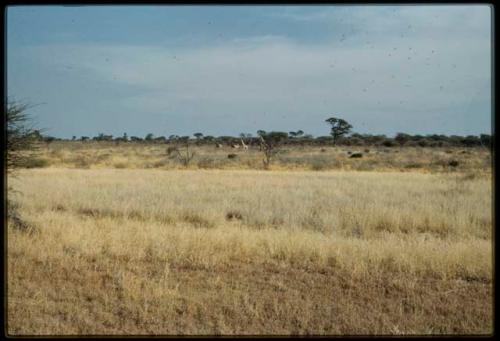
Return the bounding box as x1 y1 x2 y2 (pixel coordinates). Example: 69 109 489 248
325 117 352 145
6 100 40 172
6 100 42 233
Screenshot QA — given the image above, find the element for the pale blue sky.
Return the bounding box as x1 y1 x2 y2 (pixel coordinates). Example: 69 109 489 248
6 5 492 138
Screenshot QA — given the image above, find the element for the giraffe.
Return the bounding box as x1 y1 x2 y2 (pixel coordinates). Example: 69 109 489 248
240 138 249 151
258 135 268 152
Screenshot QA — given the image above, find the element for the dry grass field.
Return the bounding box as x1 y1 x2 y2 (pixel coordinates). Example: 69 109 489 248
7 144 493 335
24 141 491 172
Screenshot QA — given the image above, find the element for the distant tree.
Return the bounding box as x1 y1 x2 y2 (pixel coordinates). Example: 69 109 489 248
257 130 267 138
72 135 76 141
315 136 334 146
80 136 89 141
348 135 364 146
169 136 195 167
93 133 113 141
145 133 154 142
123 132 128 141
325 117 353 145
130 136 143 142
194 132 203 140
258 131 288 169
480 134 492 150
289 130 304 139
395 133 411 146
93 133 104 141
382 139 396 147
417 139 429 147
461 135 480 147
44 136 56 144
154 136 167 143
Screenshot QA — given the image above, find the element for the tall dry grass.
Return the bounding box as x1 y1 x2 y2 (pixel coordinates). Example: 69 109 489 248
30 141 492 173
7 168 492 335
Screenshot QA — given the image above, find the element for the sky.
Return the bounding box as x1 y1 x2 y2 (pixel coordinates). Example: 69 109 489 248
6 5 492 139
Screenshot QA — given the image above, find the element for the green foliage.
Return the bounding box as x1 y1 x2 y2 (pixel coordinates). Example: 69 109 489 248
325 117 353 145
395 133 411 146
6 100 41 171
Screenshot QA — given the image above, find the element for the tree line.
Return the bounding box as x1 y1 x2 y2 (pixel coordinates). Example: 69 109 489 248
36 128 493 149
7 102 494 172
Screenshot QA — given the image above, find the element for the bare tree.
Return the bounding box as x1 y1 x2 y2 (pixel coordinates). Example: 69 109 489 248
168 136 195 167
258 131 288 169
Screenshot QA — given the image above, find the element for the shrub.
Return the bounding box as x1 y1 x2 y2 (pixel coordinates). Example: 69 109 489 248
405 162 424 169
417 140 429 147
21 157 49 168
310 159 330 171
113 162 127 169
197 158 217 169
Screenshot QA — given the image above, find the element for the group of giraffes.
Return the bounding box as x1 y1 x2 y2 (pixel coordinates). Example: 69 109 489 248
216 138 248 150
216 137 267 151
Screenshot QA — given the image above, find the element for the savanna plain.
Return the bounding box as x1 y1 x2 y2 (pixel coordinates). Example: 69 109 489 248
7 142 493 335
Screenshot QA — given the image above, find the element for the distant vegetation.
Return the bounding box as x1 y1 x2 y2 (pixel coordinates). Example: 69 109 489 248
39 131 493 149
30 115 492 150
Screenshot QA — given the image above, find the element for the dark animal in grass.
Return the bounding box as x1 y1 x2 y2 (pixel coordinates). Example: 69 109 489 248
350 153 363 158
227 153 238 159
448 160 459 167
226 211 243 220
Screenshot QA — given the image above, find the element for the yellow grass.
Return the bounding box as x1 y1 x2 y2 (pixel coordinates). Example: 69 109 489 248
27 141 492 173
7 166 492 335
